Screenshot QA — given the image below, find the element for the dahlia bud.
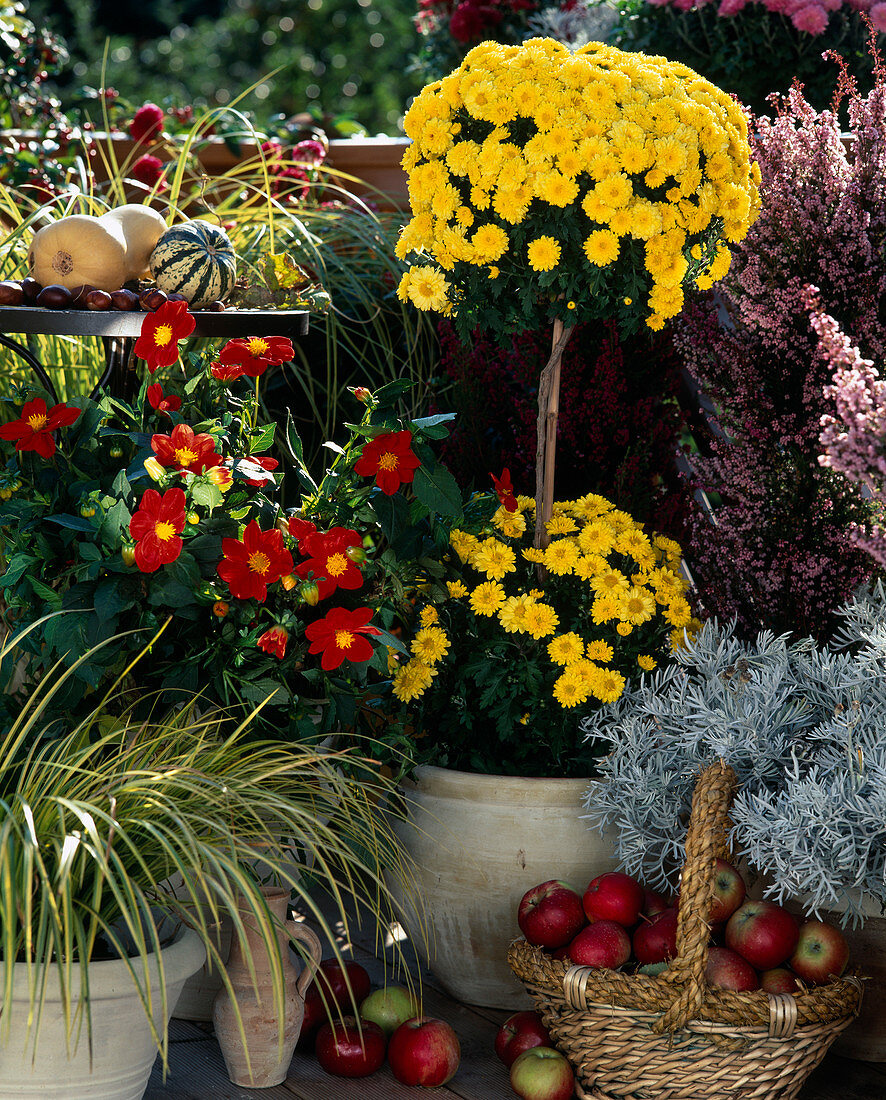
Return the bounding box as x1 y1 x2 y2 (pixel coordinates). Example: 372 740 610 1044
353 386 371 404
345 544 367 565
300 580 320 606
212 600 229 618
280 573 298 591
121 545 136 567
144 457 166 482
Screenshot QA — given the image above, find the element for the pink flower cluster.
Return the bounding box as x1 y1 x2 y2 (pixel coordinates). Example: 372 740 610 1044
676 78 886 639
813 299 886 566
646 0 886 34
416 0 536 43
258 139 327 204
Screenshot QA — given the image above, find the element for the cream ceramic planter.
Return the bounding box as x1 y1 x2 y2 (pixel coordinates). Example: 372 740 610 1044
389 765 617 1009
0 926 205 1099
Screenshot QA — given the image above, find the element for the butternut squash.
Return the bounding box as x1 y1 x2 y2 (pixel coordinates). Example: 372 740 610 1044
28 215 128 293
99 205 168 280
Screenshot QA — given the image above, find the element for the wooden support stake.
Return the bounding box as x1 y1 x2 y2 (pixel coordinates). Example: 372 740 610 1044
534 318 575 551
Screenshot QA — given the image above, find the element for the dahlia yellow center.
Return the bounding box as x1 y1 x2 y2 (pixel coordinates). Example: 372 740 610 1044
247 337 269 356
248 551 270 575
27 413 48 431
378 452 399 471
334 629 355 650
155 521 176 542
326 552 348 577
153 324 173 347
175 447 198 466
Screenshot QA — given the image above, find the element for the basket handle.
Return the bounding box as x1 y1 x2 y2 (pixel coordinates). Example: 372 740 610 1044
652 759 738 1034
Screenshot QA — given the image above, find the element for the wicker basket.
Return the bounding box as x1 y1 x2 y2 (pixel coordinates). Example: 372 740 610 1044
507 761 864 1100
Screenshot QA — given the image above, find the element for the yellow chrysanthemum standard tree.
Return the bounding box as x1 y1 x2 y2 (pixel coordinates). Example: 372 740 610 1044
396 37 760 547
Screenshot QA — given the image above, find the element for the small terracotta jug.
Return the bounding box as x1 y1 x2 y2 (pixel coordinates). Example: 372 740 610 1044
212 887 322 1087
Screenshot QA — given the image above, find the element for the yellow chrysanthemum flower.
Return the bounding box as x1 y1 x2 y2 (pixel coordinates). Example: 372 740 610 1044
592 594 620 624
392 658 435 702
527 236 561 272
471 223 509 262
450 529 480 563
593 667 626 704
665 597 693 628
553 668 591 708
419 605 440 627
498 594 533 633
547 632 585 666
522 547 546 563
471 537 517 579
493 505 527 537
586 639 614 663
544 539 580 575
446 580 469 598
547 514 578 535
579 520 616 556
584 229 620 267
469 581 507 617
619 585 656 625
638 654 657 671
412 626 450 663
616 621 634 636
406 265 450 311
591 568 630 598
524 601 559 639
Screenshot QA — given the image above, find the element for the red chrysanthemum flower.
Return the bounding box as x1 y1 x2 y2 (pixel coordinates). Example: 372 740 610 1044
147 382 182 417
216 336 295 378
217 520 294 602
129 486 186 572
354 430 421 495
491 468 518 512
134 299 194 373
0 397 81 458
304 606 381 670
130 102 164 143
295 527 365 600
130 153 167 191
152 423 222 473
288 516 318 553
210 360 244 382
257 625 289 659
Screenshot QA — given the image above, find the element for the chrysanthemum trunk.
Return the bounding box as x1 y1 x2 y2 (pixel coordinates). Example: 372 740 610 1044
534 318 575 550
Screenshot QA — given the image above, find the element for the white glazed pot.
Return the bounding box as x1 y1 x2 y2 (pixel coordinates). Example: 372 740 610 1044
0 926 205 1099
389 765 617 1009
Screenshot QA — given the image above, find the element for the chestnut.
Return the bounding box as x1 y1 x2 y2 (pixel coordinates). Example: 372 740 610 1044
138 287 168 311
206 300 226 312
85 289 113 311
69 284 97 307
165 291 189 302
0 281 24 306
110 288 140 311
20 277 42 302
36 284 73 309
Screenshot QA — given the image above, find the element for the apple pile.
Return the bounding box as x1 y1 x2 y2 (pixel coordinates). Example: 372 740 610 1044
298 957 461 1086
518 864 851 993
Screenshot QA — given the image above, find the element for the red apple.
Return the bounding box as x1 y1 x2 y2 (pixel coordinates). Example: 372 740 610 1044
510 1046 575 1100
388 1016 460 1087
315 1016 387 1077
789 920 850 984
494 1010 552 1068
705 946 760 992
642 888 671 919
583 872 644 928
298 958 372 1048
518 879 587 949
633 907 678 965
709 859 747 924
359 985 420 1035
760 967 801 994
568 920 631 969
725 900 799 971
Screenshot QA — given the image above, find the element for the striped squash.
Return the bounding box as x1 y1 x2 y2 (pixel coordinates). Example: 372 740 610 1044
149 220 237 308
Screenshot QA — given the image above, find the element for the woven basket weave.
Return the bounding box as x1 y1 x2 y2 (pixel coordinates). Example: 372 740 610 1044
507 761 863 1100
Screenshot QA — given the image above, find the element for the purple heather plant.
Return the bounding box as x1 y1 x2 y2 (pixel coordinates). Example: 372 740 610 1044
676 63 886 639
814 298 886 565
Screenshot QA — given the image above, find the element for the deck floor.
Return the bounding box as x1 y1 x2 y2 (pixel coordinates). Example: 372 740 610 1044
145 893 886 1100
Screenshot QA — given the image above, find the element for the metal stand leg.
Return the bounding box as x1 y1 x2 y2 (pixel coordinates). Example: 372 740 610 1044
0 332 60 404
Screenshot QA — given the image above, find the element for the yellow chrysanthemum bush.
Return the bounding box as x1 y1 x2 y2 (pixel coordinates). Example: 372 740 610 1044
385 488 698 777
396 37 760 544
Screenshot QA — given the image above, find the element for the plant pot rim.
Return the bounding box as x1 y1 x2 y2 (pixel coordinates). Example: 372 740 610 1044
408 762 593 791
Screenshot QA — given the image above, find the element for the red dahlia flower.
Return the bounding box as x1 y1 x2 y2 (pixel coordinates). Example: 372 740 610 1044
295 527 365 600
129 487 186 572
130 154 167 191
304 606 381 670
216 335 295 378
151 423 222 473
0 397 81 458
134 299 194 373
257 625 289 659
354 430 421 495
147 382 181 416
235 455 279 487
491 468 518 512
217 520 294 602
210 360 244 382
288 516 318 552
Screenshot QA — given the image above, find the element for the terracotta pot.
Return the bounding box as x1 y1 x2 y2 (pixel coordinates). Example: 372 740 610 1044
212 887 322 1088
388 764 618 1009
0 925 205 1099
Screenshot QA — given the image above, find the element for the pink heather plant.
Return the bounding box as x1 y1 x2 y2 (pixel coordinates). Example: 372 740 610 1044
814 300 886 565
676 68 886 639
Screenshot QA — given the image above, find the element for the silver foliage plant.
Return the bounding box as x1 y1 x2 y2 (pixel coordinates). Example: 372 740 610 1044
580 583 886 925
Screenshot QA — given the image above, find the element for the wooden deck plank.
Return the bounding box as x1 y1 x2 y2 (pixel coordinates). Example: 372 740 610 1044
143 888 886 1100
